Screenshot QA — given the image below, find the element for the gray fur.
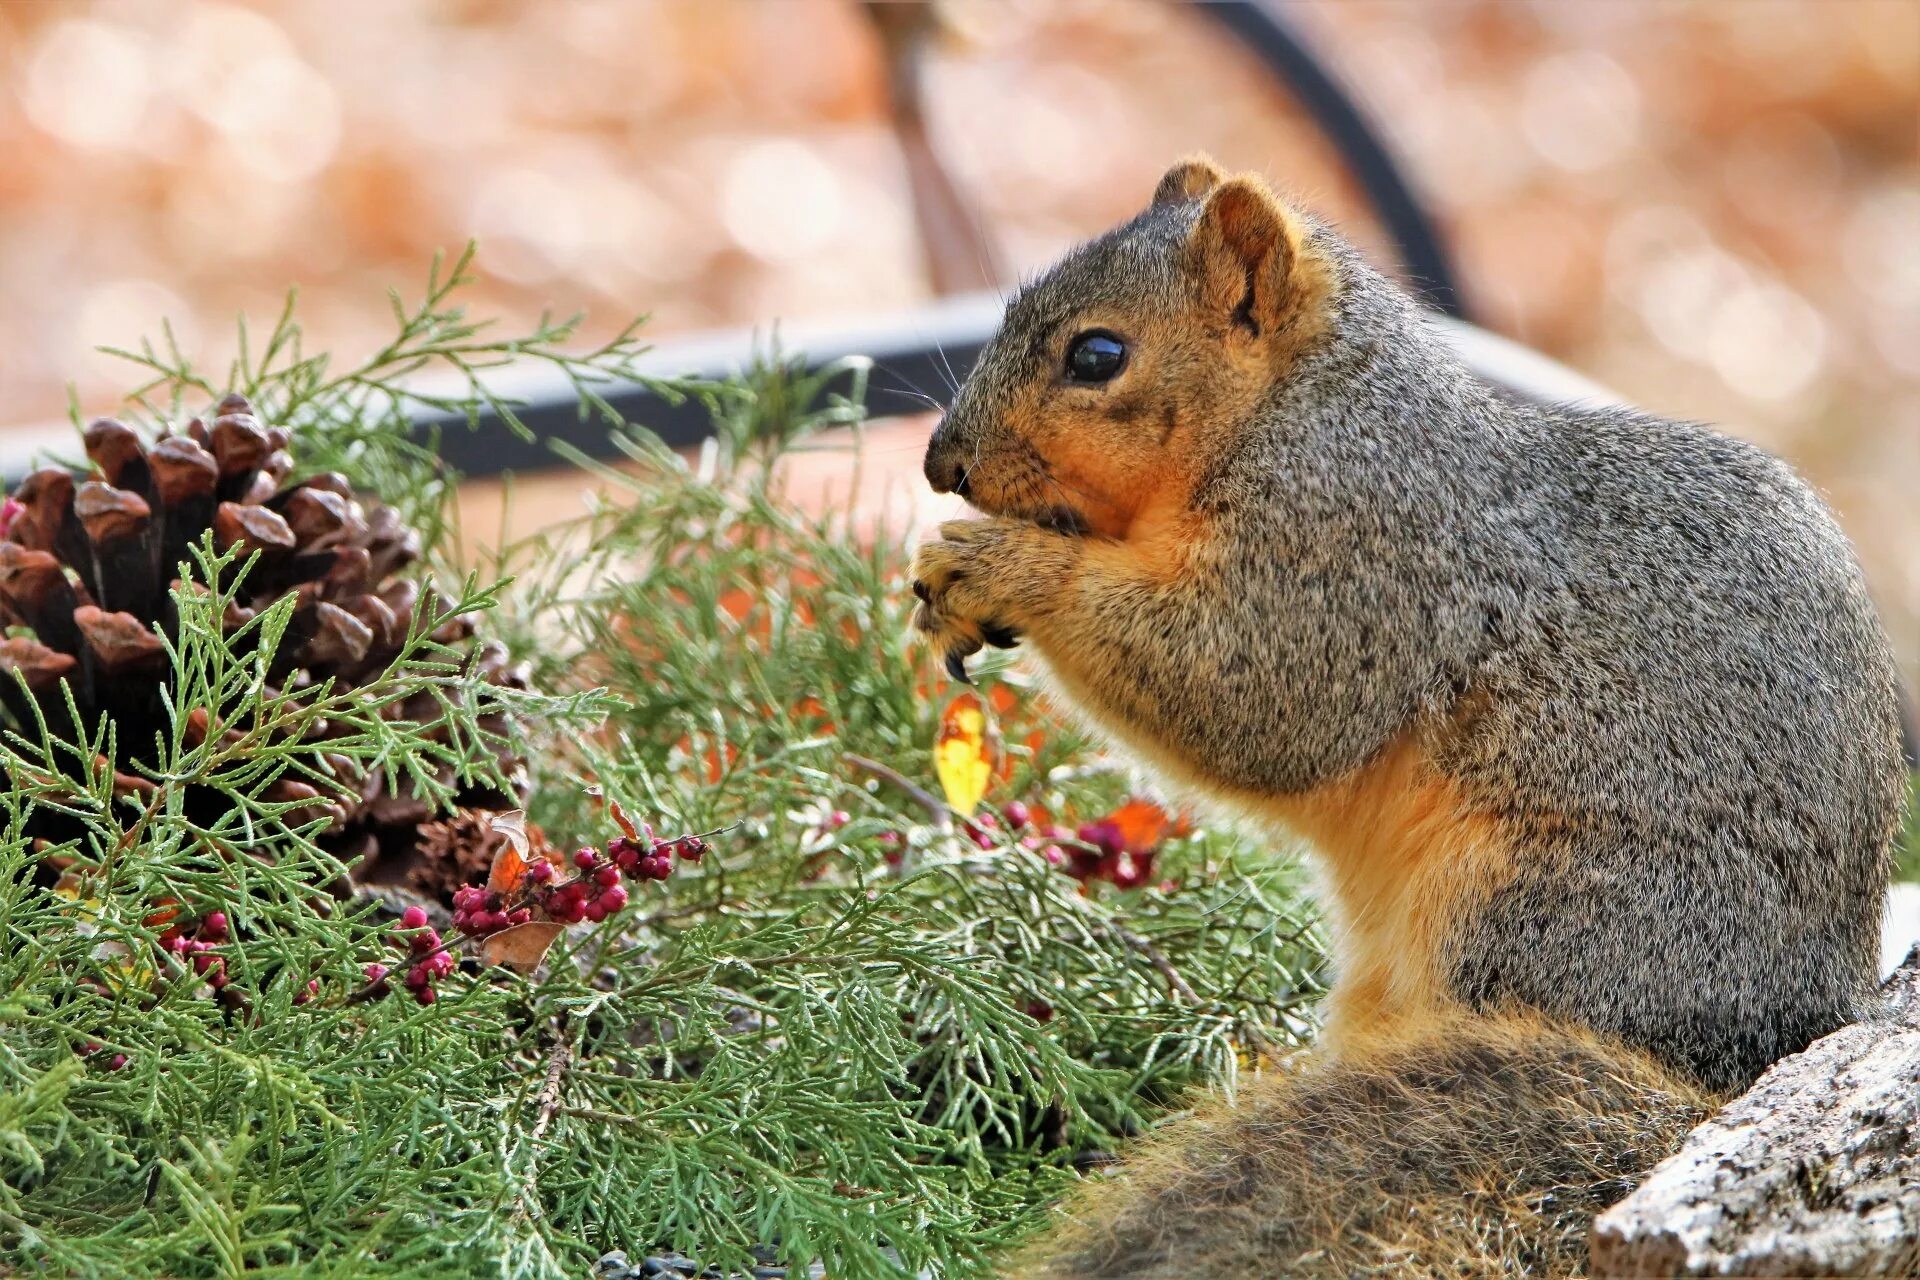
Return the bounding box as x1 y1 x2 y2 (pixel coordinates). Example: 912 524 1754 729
949 206 1904 1094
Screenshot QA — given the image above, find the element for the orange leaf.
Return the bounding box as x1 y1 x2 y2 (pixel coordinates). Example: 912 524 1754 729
481 921 567 974
487 810 563 896
935 692 996 817
1105 798 1172 854
703 742 739 785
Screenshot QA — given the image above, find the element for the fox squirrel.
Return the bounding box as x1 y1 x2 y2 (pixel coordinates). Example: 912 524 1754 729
910 156 1906 1277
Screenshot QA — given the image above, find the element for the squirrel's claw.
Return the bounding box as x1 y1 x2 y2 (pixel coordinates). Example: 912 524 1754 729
944 649 975 685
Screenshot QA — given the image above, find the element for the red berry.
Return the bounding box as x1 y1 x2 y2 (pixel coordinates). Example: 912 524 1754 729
1077 821 1124 859
1004 801 1032 830
107 1053 129 1071
675 836 707 862
400 906 429 930
1066 846 1104 879
202 911 229 939
364 963 390 984
594 865 621 887
599 884 629 912
525 861 555 885
584 901 608 923
410 927 442 954
414 985 437 1006
825 810 850 831
573 848 599 871
508 907 532 926
294 978 319 1005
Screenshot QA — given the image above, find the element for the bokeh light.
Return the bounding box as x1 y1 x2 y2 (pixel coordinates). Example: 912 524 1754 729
0 0 1912 682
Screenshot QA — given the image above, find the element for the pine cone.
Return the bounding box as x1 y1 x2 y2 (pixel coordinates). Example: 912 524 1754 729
0 394 527 901
370 808 507 903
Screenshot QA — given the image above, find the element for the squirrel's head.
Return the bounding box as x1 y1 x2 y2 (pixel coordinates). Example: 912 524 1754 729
924 156 1335 538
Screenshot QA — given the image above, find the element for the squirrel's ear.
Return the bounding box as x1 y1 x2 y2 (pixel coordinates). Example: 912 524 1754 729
1188 176 1304 337
1151 154 1227 208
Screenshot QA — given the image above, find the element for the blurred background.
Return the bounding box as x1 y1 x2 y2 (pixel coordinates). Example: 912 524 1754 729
0 0 1914 685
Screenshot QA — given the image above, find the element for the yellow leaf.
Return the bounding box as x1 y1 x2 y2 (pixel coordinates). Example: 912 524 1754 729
934 692 994 817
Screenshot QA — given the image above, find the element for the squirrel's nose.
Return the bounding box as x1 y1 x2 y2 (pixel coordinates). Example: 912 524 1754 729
924 429 968 496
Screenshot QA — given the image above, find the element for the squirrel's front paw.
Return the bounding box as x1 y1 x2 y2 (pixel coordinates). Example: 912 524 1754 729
910 522 1032 683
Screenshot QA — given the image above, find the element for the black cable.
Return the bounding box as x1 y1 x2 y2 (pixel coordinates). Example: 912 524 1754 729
1201 1 1468 319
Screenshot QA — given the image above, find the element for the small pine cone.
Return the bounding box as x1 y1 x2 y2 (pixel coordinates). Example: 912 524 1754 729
0 396 528 898
368 808 507 903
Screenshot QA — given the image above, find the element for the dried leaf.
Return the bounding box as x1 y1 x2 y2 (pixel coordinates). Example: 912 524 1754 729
486 809 533 894
935 692 995 817
481 920 566 974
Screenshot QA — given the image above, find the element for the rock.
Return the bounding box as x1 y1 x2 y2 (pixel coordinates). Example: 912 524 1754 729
1590 949 1920 1277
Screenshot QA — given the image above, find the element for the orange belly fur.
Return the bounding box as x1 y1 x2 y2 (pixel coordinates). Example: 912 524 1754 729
1035 662 1514 1052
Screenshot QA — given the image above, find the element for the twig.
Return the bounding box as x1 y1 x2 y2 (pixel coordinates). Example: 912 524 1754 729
844 753 951 831
512 1016 575 1223
1108 922 1201 1005
530 1022 573 1146
1107 917 1281 1065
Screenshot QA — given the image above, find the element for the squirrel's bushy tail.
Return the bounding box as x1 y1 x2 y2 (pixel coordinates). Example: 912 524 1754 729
1016 1014 1715 1280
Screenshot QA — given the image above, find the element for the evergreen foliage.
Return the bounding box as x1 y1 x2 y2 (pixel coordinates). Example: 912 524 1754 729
1 257 1324 1278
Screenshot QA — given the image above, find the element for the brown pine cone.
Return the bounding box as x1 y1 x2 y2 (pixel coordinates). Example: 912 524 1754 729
0 394 527 901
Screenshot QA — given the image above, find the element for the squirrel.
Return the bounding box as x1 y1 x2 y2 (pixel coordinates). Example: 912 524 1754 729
909 156 1906 1278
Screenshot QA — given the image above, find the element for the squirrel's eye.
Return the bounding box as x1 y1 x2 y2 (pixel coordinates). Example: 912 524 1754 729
1065 331 1127 384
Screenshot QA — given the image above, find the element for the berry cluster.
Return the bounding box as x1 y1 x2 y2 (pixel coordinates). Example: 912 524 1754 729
363 821 718 1004
450 885 535 934
159 909 231 990
408 906 457 1002
959 801 1030 852
80 1040 129 1071
1048 820 1157 889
